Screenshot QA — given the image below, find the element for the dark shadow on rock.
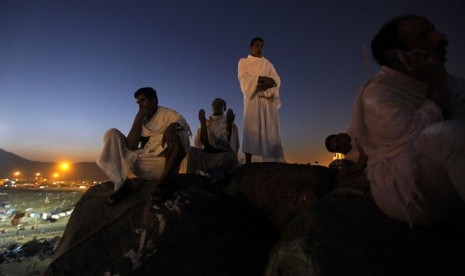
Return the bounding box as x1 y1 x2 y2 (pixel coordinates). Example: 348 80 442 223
227 163 334 231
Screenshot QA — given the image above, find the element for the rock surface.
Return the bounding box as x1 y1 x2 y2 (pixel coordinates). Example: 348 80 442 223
45 163 465 276
45 174 279 275
265 171 465 276
228 163 334 231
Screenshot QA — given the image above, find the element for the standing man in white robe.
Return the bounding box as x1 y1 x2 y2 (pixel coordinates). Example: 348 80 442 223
238 37 284 164
97 87 191 205
349 15 465 226
187 98 240 177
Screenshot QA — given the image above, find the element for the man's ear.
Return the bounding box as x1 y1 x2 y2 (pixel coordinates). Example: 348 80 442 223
384 49 400 64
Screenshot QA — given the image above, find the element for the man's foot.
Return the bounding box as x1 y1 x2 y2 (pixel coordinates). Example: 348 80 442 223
150 187 170 206
105 179 133 205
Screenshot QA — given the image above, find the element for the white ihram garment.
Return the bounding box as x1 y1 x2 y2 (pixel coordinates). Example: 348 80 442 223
97 106 191 191
350 66 465 226
194 114 240 154
238 55 284 162
187 114 239 174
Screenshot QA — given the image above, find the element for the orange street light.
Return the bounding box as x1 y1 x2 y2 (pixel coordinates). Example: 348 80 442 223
60 162 69 171
60 162 70 182
13 171 20 181
35 172 41 183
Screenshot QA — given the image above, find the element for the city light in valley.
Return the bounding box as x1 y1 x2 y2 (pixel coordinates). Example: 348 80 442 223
59 162 70 182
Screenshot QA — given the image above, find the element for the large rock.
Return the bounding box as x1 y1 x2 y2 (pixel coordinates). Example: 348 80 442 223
45 174 279 275
265 172 465 276
46 163 465 276
228 163 334 231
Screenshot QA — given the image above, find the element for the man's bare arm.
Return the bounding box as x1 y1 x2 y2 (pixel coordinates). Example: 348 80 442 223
398 50 453 119
226 108 235 142
126 109 146 150
257 76 276 92
198 109 212 149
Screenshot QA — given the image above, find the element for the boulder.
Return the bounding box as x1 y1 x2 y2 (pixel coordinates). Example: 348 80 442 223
228 163 334 231
45 174 279 275
265 172 465 276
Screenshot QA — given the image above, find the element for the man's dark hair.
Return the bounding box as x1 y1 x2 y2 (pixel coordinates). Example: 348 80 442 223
371 14 421 66
250 37 264 47
134 87 158 101
325 134 338 152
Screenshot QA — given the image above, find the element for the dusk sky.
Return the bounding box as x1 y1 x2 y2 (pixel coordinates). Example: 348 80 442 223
1 0 464 166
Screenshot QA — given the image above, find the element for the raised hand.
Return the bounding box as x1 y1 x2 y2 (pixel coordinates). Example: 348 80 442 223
226 108 235 124
397 49 451 118
198 109 206 124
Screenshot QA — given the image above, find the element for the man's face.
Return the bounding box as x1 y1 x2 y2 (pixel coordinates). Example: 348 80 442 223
136 94 157 112
330 133 352 154
249 40 264 57
211 99 225 116
398 17 448 63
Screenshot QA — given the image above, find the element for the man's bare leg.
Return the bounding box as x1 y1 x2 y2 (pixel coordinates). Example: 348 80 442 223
245 152 252 165
152 139 186 202
105 178 133 205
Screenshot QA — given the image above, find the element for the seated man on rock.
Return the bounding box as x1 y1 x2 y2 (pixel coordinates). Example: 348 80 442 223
187 98 239 181
325 132 368 180
97 87 191 205
349 15 465 226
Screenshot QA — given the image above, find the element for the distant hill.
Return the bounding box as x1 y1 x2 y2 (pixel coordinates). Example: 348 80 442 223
0 148 108 181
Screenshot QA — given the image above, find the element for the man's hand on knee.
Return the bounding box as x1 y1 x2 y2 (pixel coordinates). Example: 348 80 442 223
162 123 181 149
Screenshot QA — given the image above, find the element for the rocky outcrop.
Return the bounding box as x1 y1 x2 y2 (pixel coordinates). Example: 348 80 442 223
265 172 465 276
44 174 280 275
228 163 334 231
44 163 331 275
45 163 465 276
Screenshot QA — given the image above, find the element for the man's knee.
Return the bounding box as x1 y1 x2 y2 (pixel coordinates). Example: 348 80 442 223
416 121 465 172
164 141 187 161
419 121 465 150
103 128 124 142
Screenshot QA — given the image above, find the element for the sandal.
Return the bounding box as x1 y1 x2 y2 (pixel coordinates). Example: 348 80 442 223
105 179 133 205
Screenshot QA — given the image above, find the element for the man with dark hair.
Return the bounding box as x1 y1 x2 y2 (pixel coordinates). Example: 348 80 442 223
325 132 367 180
97 87 191 205
238 37 284 164
325 133 352 155
370 14 420 66
349 15 465 226
187 98 239 179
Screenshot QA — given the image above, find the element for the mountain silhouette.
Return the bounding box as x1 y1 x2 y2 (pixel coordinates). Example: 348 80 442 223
0 148 108 181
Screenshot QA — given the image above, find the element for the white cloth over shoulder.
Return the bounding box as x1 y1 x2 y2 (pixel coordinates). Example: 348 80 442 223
349 66 465 226
238 55 284 161
194 114 239 154
97 106 191 191
138 106 191 157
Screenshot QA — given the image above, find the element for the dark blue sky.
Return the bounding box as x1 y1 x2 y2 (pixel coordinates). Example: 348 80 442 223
1 0 464 166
